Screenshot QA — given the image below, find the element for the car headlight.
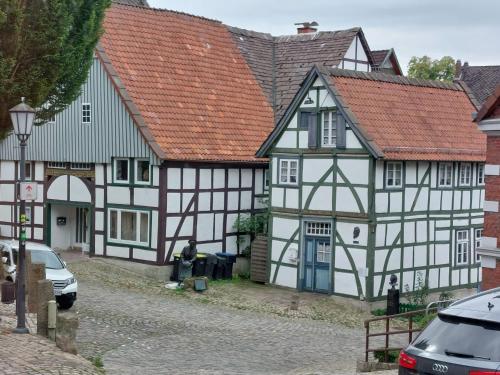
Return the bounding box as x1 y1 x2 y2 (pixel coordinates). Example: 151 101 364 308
66 277 76 285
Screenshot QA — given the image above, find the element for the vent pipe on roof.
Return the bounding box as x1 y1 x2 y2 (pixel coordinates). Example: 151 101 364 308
295 21 319 34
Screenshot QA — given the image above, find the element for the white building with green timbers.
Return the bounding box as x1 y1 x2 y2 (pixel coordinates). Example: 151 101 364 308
257 66 487 300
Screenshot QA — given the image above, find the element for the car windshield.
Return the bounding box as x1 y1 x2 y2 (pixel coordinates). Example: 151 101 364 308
12 249 65 270
413 314 500 361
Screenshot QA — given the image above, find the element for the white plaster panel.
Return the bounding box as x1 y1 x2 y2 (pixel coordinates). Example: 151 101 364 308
167 193 181 213
198 192 211 212
480 189 484 209
197 242 223 254
150 211 158 248
453 219 468 227
228 169 240 188
240 169 253 188
415 188 429 211
452 270 460 286
152 166 159 187
374 249 388 272
227 191 239 211
214 213 223 241
460 268 468 284
416 220 427 241
386 224 400 246
285 188 299 209
183 168 196 189
471 216 484 225
166 216 180 238
334 272 357 296
226 213 238 233
254 170 263 195
134 188 158 207
338 159 369 185
34 206 43 225
376 224 386 247
349 248 366 268
47 176 67 201
197 213 214 241
180 216 194 237
95 235 104 255
167 168 181 189
298 131 308 149
240 191 252 210
336 187 360 213
453 191 461 210
35 184 44 204
404 188 417 212
481 255 497 269
483 200 499 212
346 129 363 149
471 190 481 209
133 249 156 262
481 236 497 249
403 247 413 268
106 246 129 259
287 113 298 129
106 164 112 184
429 221 435 241
413 246 427 267
471 267 478 283
337 222 368 247
213 169 225 189
182 192 194 212
402 271 415 291
276 131 297 149
225 235 238 254
0 225 12 238
318 88 336 108
302 158 332 183
485 164 500 176
271 239 287 261
95 188 104 208
300 88 317 108
345 38 356 59
95 211 104 231
34 162 44 181
272 187 284 208
375 193 388 213
271 264 297 288
355 187 368 212
199 169 212 189
461 191 471 210
389 192 402 212
373 275 382 297
387 248 400 271
107 186 130 205
435 229 449 241
430 190 441 210
439 267 449 287
435 244 449 264
33 227 43 241
308 186 332 211
429 268 439 289
212 192 224 211
271 158 278 185
0 205 11 222
405 162 417 185
440 190 452 210
435 220 450 228
0 161 15 180
404 222 415 244
335 247 350 269
273 217 299 239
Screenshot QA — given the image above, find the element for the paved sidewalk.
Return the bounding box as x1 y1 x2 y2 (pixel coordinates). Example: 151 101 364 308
0 301 100 375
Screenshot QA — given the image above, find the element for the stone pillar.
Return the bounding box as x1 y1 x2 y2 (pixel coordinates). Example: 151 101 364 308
56 312 79 354
28 263 46 313
37 279 54 337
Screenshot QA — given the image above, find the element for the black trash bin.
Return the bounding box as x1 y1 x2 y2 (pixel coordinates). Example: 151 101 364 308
205 254 218 279
193 254 207 277
170 253 181 281
1 281 16 304
212 256 227 280
216 252 237 279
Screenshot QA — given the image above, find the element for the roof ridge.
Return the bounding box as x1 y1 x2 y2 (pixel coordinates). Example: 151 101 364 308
327 68 463 91
226 25 273 40
112 2 222 24
273 27 360 42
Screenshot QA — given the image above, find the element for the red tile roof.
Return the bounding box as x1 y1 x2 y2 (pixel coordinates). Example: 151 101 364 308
327 70 486 161
99 4 274 162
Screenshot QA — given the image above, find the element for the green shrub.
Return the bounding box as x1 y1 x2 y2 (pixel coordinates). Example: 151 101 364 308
374 349 400 363
404 271 429 306
371 308 387 316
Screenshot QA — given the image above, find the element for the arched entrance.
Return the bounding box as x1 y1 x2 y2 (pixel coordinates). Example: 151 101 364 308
46 175 94 252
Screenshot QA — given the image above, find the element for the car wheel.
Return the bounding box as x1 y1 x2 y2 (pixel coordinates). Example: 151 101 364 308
58 296 74 310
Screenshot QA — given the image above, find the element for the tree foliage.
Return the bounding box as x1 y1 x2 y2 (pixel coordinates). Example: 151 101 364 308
407 55 456 82
0 0 111 138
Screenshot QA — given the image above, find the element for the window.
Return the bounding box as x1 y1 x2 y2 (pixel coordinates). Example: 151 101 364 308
279 159 298 185
48 162 66 169
438 163 453 187
135 159 150 184
19 162 32 181
475 228 483 263
306 222 332 236
386 162 403 188
316 240 331 263
477 164 485 185
48 114 56 124
82 103 91 124
456 230 469 265
459 163 471 186
108 209 149 245
264 169 269 191
114 159 129 183
321 111 337 147
70 163 92 170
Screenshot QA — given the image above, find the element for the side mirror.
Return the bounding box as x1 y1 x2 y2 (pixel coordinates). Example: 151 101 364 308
2 256 8 265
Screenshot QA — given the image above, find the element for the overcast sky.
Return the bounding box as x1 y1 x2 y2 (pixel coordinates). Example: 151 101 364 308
147 0 499 71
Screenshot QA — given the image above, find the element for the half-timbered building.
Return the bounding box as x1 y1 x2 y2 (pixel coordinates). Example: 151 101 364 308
257 67 486 300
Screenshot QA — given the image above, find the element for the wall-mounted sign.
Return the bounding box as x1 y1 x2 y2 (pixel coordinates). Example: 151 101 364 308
19 182 38 201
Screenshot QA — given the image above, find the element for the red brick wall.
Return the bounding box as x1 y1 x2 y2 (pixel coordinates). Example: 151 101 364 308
486 136 500 164
482 260 500 290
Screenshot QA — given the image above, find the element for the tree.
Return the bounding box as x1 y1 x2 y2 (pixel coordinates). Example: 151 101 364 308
0 0 111 138
407 56 456 82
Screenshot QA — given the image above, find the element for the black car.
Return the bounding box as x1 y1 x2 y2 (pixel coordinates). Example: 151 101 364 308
399 288 500 375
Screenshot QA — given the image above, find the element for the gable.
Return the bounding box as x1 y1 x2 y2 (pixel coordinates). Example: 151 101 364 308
0 57 159 164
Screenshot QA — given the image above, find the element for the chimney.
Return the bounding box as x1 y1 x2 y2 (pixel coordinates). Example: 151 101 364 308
455 59 462 78
295 21 319 34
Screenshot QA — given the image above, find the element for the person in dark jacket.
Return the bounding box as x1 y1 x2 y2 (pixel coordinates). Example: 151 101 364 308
179 239 197 282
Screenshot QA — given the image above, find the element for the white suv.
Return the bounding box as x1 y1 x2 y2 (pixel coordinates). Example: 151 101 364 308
1 240 78 309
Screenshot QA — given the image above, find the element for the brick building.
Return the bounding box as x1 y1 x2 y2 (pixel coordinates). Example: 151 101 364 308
476 85 500 290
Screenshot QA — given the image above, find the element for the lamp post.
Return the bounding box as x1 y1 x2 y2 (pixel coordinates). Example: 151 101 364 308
9 97 35 334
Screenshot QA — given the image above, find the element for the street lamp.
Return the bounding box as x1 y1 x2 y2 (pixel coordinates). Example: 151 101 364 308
9 97 35 334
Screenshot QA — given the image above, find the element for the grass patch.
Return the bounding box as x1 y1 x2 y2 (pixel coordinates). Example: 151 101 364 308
89 356 105 372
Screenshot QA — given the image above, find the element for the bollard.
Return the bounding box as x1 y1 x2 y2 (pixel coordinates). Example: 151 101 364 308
37 279 54 337
290 294 299 311
48 300 57 341
28 263 46 313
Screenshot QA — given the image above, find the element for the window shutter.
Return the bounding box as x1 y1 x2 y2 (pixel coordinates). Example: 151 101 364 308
299 111 310 129
336 113 346 149
308 113 318 148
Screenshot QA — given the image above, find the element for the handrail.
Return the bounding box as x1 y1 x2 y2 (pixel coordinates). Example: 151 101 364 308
425 299 456 315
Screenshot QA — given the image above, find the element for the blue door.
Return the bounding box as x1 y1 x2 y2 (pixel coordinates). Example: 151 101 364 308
303 237 331 293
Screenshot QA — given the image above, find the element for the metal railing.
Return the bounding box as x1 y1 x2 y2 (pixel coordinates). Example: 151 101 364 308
425 299 456 314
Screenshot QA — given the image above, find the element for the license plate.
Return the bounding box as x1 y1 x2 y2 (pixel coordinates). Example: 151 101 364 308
54 289 62 296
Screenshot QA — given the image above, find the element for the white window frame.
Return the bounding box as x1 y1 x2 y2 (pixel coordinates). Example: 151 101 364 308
70 163 92 171
305 222 332 237
475 228 483 263
48 114 56 124
108 208 150 246
114 158 130 184
82 103 91 124
279 159 298 185
134 159 151 185
316 240 331 263
477 163 485 185
48 162 66 169
385 162 403 189
321 111 337 147
438 162 453 187
456 230 469 266
459 163 471 186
